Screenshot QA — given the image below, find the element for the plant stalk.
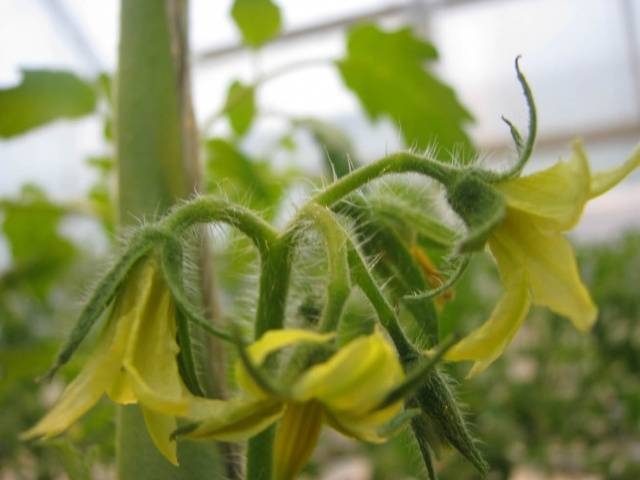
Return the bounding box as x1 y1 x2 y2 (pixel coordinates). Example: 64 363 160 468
115 0 222 477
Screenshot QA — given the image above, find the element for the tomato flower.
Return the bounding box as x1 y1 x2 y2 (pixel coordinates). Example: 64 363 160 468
446 141 640 375
180 329 405 480
22 260 190 465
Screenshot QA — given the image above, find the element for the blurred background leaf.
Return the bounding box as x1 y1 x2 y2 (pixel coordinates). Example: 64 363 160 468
225 80 256 137
1 185 76 299
0 70 96 138
205 138 295 217
231 0 282 48
337 24 474 158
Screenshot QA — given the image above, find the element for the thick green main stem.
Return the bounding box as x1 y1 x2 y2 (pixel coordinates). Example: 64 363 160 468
116 2 187 219
115 1 221 478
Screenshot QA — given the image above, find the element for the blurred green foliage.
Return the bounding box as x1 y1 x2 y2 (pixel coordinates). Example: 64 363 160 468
338 24 474 157
231 0 282 48
0 70 96 138
224 81 257 137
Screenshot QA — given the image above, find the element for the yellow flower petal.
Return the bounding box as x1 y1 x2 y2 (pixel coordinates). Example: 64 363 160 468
325 402 401 444
491 210 597 331
21 312 128 439
184 397 284 441
590 142 640 198
273 401 324 480
495 141 591 231
291 331 403 413
445 270 530 376
236 329 334 396
141 407 179 466
247 329 336 365
122 263 189 415
107 370 137 405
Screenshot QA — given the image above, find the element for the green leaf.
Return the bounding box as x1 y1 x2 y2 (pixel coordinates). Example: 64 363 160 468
294 118 359 179
0 69 96 138
0 185 75 297
337 24 473 157
225 80 256 136
231 0 282 48
205 138 290 216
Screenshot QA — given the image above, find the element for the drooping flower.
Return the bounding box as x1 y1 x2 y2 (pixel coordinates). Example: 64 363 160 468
22 260 190 465
180 329 405 480
446 141 640 375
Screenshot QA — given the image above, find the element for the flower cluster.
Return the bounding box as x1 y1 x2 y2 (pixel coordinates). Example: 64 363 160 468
22 114 639 476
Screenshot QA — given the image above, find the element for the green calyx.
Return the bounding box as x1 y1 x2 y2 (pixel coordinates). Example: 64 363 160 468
446 171 506 253
416 371 489 475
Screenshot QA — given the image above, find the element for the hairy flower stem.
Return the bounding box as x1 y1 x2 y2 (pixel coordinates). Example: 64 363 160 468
312 151 458 207
300 204 351 333
161 197 278 255
247 235 295 480
99 141 468 478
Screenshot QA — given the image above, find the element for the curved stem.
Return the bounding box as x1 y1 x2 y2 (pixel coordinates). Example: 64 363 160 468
480 56 537 182
298 204 351 332
311 152 459 208
336 198 440 346
160 235 235 344
346 247 415 361
160 196 279 257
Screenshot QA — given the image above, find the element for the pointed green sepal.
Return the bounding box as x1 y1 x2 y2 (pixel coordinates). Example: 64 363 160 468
415 371 488 475
480 56 538 182
410 413 442 480
41 227 163 381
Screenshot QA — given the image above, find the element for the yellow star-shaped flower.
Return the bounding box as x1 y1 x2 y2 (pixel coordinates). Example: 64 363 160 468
181 329 405 480
22 260 190 465
446 141 640 375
